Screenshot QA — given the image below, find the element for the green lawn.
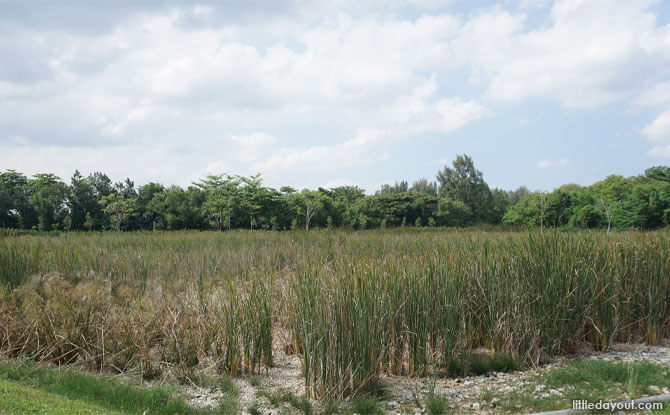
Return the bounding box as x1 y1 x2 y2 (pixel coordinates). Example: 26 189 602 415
0 378 124 414
0 359 235 415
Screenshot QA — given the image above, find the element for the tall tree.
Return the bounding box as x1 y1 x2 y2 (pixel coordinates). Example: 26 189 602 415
69 170 102 230
29 173 68 230
437 154 492 221
409 178 438 196
136 182 166 230
194 174 240 231
0 170 34 228
100 193 134 232
239 174 264 230
377 180 408 195
291 190 326 230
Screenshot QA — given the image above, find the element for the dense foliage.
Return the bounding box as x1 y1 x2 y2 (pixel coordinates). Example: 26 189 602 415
1 156 668 231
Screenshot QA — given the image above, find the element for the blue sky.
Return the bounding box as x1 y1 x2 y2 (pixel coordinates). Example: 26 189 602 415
1 0 669 193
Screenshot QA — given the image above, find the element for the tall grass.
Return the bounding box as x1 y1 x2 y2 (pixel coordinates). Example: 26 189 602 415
0 240 39 289
0 229 668 398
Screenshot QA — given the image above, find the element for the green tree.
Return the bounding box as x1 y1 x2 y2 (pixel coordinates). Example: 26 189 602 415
147 186 206 230
644 166 670 182
503 192 550 229
239 174 264 230
68 171 95 230
437 155 492 221
0 170 35 228
29 173 68 230
377 180 408 195
289 190 327 230
194 174 240 231
86 172 116 230
409 178 438 196
508 186 530 204
100 193 134 232
136 182 166 230
435 198 471 227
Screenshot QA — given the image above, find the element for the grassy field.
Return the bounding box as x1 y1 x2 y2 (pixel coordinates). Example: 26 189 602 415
0 229 669 400
0 358 236 414
0 378 122 415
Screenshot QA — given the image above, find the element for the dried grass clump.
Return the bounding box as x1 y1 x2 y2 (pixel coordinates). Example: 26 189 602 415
0 273 273 381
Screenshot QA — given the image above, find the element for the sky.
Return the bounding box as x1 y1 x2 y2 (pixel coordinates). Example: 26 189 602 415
1 0 670 193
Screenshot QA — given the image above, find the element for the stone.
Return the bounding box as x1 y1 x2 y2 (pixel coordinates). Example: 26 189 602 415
491 397 501 406
549 389 561 396
535 384 546 393
402 389 414 402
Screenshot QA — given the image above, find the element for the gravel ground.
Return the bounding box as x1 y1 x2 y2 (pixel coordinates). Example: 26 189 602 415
183 339 670 414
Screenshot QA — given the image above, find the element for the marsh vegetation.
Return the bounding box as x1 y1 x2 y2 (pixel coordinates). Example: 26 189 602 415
1 229 668 402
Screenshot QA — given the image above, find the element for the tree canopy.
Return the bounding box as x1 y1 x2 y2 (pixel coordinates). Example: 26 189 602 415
1 158 668 232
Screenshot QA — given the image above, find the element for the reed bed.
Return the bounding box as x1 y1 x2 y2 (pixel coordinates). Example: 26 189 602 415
0 230 668 398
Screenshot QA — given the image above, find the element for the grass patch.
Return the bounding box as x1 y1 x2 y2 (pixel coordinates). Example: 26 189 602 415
320 398 340 414
217 375 238 396
259 389 312 415
248 400 262 415
493 359 670 413
426 394 449 415
348 396 384 415
250 374 261 387
0 378 125 415
217 374 239 415
0 359 207 414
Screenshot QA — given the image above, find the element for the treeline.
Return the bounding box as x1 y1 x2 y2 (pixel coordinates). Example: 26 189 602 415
1 155 668 232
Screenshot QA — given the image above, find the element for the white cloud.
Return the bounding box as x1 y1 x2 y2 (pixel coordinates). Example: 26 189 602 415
1 0 670 188
641 110 670 141
252 129 388 173
384 75 490 135
251 77 489 176
0 143 197 187
536 158 569 168
648 145 670 158
229 132 275 162
455 0 668 108
634 81 670 106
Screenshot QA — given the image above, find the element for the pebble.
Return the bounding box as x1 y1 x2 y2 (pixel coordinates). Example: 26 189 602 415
194 341 670 414
402 389 414 402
